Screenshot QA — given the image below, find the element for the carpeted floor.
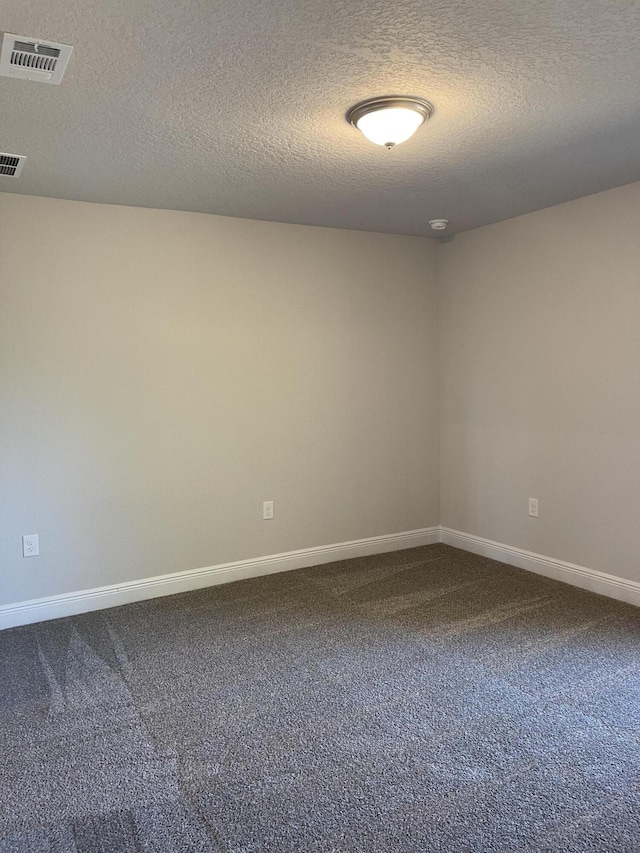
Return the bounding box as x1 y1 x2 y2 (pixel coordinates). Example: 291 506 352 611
1 543 639 852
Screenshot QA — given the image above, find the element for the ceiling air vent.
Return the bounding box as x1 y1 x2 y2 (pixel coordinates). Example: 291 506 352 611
0 33 73 84
0 153 26 178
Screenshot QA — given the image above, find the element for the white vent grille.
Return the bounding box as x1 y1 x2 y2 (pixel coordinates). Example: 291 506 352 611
0 153 26 178
0 33 73 84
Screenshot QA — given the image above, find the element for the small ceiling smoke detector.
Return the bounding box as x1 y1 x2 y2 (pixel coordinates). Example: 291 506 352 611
0 33 73 84
347 96 433 149
0 152 26 178
429 219 449 231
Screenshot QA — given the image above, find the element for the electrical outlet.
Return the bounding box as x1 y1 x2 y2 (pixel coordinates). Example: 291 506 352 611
262 500 274 520
528 498 539 518
22 534 39 557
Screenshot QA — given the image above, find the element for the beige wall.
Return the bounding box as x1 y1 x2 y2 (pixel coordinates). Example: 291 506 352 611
439 181 640 584
0 193 439 606
4 179 640 609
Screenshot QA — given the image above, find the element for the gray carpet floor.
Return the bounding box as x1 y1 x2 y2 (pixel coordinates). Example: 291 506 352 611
1 543 639 852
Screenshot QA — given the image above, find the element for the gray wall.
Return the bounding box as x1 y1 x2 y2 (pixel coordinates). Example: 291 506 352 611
439 181 640 584
0 193 439 606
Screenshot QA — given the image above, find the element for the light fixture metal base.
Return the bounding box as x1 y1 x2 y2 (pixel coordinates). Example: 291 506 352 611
346 95 434 131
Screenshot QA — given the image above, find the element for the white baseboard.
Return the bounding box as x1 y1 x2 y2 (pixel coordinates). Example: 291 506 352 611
4 524 637 630
440 527 640 608
0 527 440 631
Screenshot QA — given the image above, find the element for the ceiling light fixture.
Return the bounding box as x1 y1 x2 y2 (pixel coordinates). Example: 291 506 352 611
347 96 433 149
429 219 449 231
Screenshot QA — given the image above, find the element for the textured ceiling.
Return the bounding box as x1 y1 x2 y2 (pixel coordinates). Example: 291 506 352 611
1 0 640 235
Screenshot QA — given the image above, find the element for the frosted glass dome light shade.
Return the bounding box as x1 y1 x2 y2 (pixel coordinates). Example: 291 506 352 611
347 96 433 149
356 107 423 147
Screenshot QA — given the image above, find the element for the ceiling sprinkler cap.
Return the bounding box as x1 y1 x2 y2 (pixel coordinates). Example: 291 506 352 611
429 219 449 231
